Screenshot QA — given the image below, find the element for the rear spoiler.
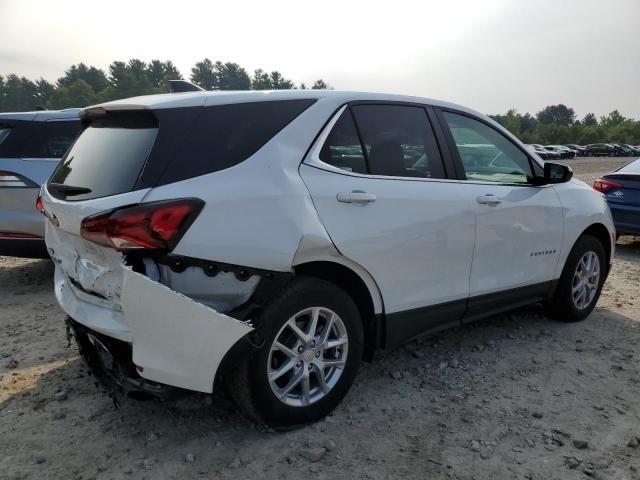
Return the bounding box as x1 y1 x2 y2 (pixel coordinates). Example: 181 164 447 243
168 80 204 93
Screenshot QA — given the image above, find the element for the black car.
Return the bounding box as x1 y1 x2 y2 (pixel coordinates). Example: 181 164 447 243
566 144 586 156
585 143 615 157
623 144 640 156
612 144 634 156
545 145 574 159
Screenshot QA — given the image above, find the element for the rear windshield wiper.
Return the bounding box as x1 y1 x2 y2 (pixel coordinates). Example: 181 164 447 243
48 183 92 197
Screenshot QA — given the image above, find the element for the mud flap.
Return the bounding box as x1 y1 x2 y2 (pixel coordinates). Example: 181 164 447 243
120 268 254 393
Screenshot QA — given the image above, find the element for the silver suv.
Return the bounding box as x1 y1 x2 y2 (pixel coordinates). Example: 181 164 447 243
0 108 81 257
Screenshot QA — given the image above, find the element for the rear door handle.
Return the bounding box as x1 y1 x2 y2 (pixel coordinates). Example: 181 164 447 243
337 190 377 204
476 194 503 205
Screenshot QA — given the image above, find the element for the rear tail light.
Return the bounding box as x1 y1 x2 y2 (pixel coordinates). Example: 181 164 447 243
80 198 204 251
0 171 35 188
36 191 44 213
593 178 624 193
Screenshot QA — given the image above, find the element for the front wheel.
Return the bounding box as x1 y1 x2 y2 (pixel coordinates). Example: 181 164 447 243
225 276 363 429
545 234 606 321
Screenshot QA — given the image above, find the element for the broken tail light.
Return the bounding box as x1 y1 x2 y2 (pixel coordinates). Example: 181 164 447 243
80 198 204 251
593 178 624 193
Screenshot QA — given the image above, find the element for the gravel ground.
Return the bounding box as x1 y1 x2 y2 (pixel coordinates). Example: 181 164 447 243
1 157 639 480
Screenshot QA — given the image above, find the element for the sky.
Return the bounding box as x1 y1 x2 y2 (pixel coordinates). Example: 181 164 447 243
1 0 639 118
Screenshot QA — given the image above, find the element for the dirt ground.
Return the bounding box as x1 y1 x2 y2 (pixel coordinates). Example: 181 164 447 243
1 157 639 480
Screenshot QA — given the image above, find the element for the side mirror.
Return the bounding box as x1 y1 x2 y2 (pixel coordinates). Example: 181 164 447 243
543 162 573 184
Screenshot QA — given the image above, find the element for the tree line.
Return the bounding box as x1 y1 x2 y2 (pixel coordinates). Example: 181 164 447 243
1 61 638 145
0 59 331 112
489 104 640 145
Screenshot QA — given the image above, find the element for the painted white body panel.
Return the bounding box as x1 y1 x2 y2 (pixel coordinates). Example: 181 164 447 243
41 90 616 396
299 164 476 313
121 269 253 393
552 179 615 276
463 182 564 295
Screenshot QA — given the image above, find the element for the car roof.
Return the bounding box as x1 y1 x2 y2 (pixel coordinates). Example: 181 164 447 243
0 108 81 122
84 89 485 118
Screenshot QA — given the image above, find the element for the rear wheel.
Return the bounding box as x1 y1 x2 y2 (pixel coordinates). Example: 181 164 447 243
225 276 363 429
545 235 606 321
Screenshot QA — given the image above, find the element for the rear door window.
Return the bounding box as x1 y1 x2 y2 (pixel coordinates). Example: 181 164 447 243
319 105 445 179
351 105 445 178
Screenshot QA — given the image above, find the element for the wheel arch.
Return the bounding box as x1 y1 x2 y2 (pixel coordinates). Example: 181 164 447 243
581 223 612 273
293 260 384 361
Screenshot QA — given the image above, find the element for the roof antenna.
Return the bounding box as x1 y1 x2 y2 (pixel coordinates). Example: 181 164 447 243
168 80 204 93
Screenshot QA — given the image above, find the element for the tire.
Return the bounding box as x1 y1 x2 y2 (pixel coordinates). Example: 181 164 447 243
545 234 606 321
224 276 363 429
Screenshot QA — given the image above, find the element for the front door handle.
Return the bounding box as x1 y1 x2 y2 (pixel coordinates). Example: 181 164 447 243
337 190 377 204
476 194 503 205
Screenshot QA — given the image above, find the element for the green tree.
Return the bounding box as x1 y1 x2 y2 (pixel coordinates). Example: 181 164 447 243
1 74 38 111
147 60 182 88
46 79 98 109
536 104 576 126
212 61 250 90
600 110 626 127
582 113 597 126
190 59 217 90
311 79 330 89
57 63 108 93
251 69 272 90
268 71 294 89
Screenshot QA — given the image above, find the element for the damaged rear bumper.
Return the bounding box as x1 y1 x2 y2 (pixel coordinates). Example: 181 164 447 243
55 265 254 393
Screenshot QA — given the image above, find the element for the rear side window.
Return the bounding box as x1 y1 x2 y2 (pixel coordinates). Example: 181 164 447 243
158 100 316 184
49 113 158 200
24 120 81 158
319 110 367 173
320 105 445 179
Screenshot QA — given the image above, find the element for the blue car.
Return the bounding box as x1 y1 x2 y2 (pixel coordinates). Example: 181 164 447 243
594 158 640 237
0 109 81 257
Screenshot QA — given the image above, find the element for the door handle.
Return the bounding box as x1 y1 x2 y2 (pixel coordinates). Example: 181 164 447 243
476 194 503 205
337 190 377 204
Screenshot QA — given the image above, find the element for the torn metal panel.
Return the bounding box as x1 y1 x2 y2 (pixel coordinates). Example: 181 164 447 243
121 267 254 393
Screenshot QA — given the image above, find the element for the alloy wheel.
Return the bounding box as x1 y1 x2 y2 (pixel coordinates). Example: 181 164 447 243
267 307 349 407
571 251 600 310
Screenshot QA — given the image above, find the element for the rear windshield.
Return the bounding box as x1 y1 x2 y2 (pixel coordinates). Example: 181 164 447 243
618 159 640 173
0 120 80 159
48 99 315 201
49 113 158 200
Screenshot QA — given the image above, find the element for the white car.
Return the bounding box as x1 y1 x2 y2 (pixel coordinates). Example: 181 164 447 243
40 90 615 428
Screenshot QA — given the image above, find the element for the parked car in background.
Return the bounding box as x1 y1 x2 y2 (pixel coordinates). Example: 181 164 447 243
566 144 586 156
527 144 554 160
585 143 615 157
0 109 81 257
40 90 615 428
548 145 577 158
623 144 640 156
594 158 640 237
530 144 561 160
612 144 634 157
545 145 575 159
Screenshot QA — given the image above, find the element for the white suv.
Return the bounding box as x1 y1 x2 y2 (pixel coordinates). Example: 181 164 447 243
40 90 615 428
